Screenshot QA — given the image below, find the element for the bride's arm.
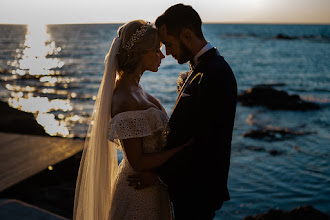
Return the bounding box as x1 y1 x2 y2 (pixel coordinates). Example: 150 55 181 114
122 137 192 172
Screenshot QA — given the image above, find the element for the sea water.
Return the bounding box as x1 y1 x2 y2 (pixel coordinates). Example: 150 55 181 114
0 23 329 219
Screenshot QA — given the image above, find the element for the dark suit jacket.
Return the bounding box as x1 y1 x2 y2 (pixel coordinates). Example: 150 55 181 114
158 48 237 207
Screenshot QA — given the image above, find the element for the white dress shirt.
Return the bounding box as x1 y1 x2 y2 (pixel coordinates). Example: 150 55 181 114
192 42 213 66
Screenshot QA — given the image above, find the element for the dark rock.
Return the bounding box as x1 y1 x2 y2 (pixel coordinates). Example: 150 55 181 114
0 68 11 74
269 149 284 156
243 146 284 156
256 83 286 87
0 101 49 136
276 33 299 40
243 127 313 141
237 85 320 110
244 205 329 220
245 145 266 152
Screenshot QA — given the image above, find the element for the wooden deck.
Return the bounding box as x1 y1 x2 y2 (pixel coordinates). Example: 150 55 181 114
0 132 84 192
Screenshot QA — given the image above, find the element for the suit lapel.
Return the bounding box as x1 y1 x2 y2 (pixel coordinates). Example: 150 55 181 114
171 48 218 115
172 69 197 114
172 70 194 110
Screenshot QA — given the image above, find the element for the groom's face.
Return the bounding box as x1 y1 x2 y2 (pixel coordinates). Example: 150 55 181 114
158 25 192 64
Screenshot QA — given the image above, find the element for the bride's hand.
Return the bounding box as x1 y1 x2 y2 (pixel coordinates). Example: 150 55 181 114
127 171 159 190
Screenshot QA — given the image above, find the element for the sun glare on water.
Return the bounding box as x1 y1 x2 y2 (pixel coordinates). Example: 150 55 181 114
6 22 77 137
16 23 64 76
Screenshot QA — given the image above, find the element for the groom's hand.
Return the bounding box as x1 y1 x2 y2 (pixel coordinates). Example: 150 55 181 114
127 171 159 190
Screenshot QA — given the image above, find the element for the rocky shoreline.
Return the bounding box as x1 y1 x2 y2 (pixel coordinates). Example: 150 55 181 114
0 100 329 219
237 85 320 110
0 101 50 136
244 205 329 220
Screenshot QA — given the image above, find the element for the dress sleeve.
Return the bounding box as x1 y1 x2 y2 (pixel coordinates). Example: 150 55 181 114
107 108 169 146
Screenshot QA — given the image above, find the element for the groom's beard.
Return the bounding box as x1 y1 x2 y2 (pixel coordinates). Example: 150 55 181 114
177 40 193 64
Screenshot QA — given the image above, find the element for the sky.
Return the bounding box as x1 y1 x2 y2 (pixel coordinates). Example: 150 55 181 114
1 0 329 24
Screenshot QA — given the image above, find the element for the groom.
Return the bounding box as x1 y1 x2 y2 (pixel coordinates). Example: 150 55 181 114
130 4 237 219
156 4 237 219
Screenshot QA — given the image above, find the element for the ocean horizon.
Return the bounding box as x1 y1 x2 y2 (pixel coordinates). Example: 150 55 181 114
0 23 329 219
1 22 330 25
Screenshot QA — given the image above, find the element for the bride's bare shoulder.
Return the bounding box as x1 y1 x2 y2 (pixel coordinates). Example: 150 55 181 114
111 89 140 117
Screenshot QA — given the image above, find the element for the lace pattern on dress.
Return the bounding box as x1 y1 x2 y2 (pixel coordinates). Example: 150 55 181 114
108 107 169 149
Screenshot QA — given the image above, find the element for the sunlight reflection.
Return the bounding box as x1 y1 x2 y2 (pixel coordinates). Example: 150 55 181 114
17 24 64 76
8 95 73 137
40 76 58 83
3 24 84 137
6 84 37 92
5 23 73 137
36 113 69 136
8 96 72 113
42 88 57 94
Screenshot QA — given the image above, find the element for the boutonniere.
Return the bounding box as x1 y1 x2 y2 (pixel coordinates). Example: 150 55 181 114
176 71 191 93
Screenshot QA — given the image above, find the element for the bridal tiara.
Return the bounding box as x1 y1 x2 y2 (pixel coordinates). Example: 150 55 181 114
125 22 151 50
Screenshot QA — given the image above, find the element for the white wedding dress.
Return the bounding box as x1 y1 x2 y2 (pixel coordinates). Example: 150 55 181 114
107 107 173 220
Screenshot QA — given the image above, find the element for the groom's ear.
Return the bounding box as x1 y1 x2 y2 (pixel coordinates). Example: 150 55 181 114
180 28 194 44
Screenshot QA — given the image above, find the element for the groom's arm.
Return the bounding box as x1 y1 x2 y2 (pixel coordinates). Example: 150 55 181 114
197 60 237 146
194 60 237 190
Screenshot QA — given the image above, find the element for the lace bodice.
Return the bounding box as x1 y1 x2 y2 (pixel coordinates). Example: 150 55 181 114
107 107 173 220
108 107 169 152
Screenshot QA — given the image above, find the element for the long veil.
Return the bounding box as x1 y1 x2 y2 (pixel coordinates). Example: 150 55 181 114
73 36 121 220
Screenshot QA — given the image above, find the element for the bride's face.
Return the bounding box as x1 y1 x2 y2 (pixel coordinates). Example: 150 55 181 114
141 46 165 72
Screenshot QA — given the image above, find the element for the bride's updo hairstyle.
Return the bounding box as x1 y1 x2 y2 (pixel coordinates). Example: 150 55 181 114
117 20 160 76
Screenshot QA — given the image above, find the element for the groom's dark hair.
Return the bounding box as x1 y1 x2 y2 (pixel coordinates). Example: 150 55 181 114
155 4 203 39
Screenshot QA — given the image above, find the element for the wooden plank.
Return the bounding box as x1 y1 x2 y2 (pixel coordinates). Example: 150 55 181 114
0 133 84 192
0 199 68 219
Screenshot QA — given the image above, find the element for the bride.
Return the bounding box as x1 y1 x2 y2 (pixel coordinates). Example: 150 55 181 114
73 20 190 219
